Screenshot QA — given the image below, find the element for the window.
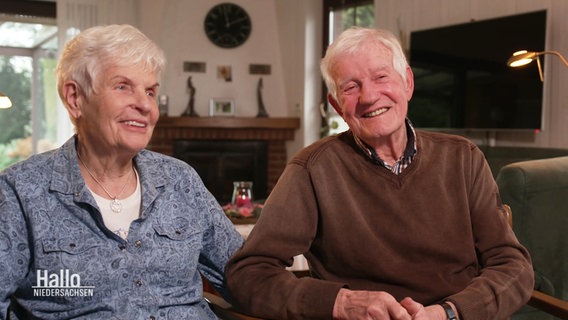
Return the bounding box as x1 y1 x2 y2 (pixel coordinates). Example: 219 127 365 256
0 12 59 170
325 0 374 44
321 0 374 136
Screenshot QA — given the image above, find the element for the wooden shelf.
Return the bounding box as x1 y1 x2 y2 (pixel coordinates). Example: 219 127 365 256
157 116 300 129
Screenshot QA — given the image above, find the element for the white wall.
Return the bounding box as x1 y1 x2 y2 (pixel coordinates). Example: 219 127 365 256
138 0 317 158
275 0 323 157
138 0 287 120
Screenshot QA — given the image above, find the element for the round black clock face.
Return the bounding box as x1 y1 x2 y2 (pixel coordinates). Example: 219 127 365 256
204 3 252 49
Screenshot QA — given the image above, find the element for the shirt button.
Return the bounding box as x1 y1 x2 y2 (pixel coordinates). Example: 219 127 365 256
149 317 156 320
134 240 142 247
135 279 143 287
118 244 126 251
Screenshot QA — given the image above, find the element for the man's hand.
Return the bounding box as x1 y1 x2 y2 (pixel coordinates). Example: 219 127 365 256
332 288 412 320
400 297 452 320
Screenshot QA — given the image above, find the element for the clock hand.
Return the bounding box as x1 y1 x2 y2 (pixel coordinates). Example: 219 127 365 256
223 5 230 28
227 17 249 27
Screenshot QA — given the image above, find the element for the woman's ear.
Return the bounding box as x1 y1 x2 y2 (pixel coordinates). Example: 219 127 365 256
62 81 83 120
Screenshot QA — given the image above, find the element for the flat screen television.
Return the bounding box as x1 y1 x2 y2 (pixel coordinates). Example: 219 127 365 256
408 10 547 131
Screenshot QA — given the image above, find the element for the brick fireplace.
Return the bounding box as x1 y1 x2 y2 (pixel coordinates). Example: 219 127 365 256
148 116 300 203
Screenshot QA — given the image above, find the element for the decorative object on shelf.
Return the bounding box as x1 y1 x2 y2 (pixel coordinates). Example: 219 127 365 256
181 76 199 117
183 61 206 73
0 92 12 109
256 78 269 118
204 2 252 49
508 50 568 82
249 64 271 75
217 65 232 82
158 95 168 116
209 98 235 117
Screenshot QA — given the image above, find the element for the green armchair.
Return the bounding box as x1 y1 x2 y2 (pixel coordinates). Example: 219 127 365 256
497 156 568 319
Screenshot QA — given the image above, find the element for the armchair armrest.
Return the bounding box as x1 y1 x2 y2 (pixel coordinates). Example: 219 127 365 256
528 290 568 319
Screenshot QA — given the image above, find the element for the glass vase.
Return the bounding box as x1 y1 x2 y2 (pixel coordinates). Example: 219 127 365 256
232 181 253 208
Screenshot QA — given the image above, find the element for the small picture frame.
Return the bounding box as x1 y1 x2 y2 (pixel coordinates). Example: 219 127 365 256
210 98 235 117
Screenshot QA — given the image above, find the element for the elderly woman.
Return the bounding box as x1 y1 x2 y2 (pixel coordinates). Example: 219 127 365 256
0 24 243 319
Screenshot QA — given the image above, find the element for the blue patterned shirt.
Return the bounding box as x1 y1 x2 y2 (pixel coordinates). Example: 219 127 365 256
0 136 244 319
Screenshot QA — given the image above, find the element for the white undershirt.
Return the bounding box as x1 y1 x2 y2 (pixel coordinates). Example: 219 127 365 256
89 169 141 239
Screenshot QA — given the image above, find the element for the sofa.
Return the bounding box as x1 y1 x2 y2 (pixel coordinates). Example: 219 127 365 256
496 156 568 320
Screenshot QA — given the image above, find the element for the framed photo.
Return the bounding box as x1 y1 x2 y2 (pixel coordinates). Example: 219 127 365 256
217 65 232 82
209 98 235 117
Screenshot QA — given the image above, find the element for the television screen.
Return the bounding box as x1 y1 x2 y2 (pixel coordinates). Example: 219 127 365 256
408 10 547 130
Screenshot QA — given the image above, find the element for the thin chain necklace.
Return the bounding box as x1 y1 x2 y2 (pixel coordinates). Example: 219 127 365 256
78 154 134 213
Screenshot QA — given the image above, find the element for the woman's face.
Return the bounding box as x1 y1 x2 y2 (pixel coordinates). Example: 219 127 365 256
77 64 160 156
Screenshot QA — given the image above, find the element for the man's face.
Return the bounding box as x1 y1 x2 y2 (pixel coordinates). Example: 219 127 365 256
328 42 414 145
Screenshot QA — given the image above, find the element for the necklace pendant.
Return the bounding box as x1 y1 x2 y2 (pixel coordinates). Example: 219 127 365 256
110 198 122 213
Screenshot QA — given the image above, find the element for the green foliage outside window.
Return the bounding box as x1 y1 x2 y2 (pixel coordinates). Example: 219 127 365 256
0 56 32 170
342 4 374 29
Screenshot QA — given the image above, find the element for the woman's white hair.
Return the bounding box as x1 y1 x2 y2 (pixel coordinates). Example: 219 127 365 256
56 24 166 106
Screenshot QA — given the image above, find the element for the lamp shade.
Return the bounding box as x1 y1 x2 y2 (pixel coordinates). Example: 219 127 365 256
0 92 12 109
507 50 539 67
507 50 568 82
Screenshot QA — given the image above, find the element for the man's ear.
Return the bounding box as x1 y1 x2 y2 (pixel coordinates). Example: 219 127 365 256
404 66 415 101
62 81 83 120
327 93 343 117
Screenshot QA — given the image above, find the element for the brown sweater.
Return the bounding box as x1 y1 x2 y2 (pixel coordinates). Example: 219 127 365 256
226 130 534 320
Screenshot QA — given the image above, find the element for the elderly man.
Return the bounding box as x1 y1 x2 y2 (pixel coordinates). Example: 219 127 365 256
226 27 534 320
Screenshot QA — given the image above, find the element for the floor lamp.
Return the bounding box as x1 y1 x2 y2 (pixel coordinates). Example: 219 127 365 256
508 50 568 82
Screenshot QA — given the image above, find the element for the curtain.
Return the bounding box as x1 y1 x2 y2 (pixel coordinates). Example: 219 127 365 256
55 0 138 145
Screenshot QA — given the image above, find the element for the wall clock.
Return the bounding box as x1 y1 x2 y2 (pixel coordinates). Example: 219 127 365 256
204 3 252 49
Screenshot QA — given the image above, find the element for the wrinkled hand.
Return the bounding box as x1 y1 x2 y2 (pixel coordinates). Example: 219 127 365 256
400 297 446 320
332 288 412 320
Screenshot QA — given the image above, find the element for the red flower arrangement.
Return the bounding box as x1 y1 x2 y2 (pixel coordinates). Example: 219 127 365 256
223 202 264 220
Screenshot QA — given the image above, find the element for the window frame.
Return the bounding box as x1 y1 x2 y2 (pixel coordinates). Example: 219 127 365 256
322 0 374 56
0 1 57 161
